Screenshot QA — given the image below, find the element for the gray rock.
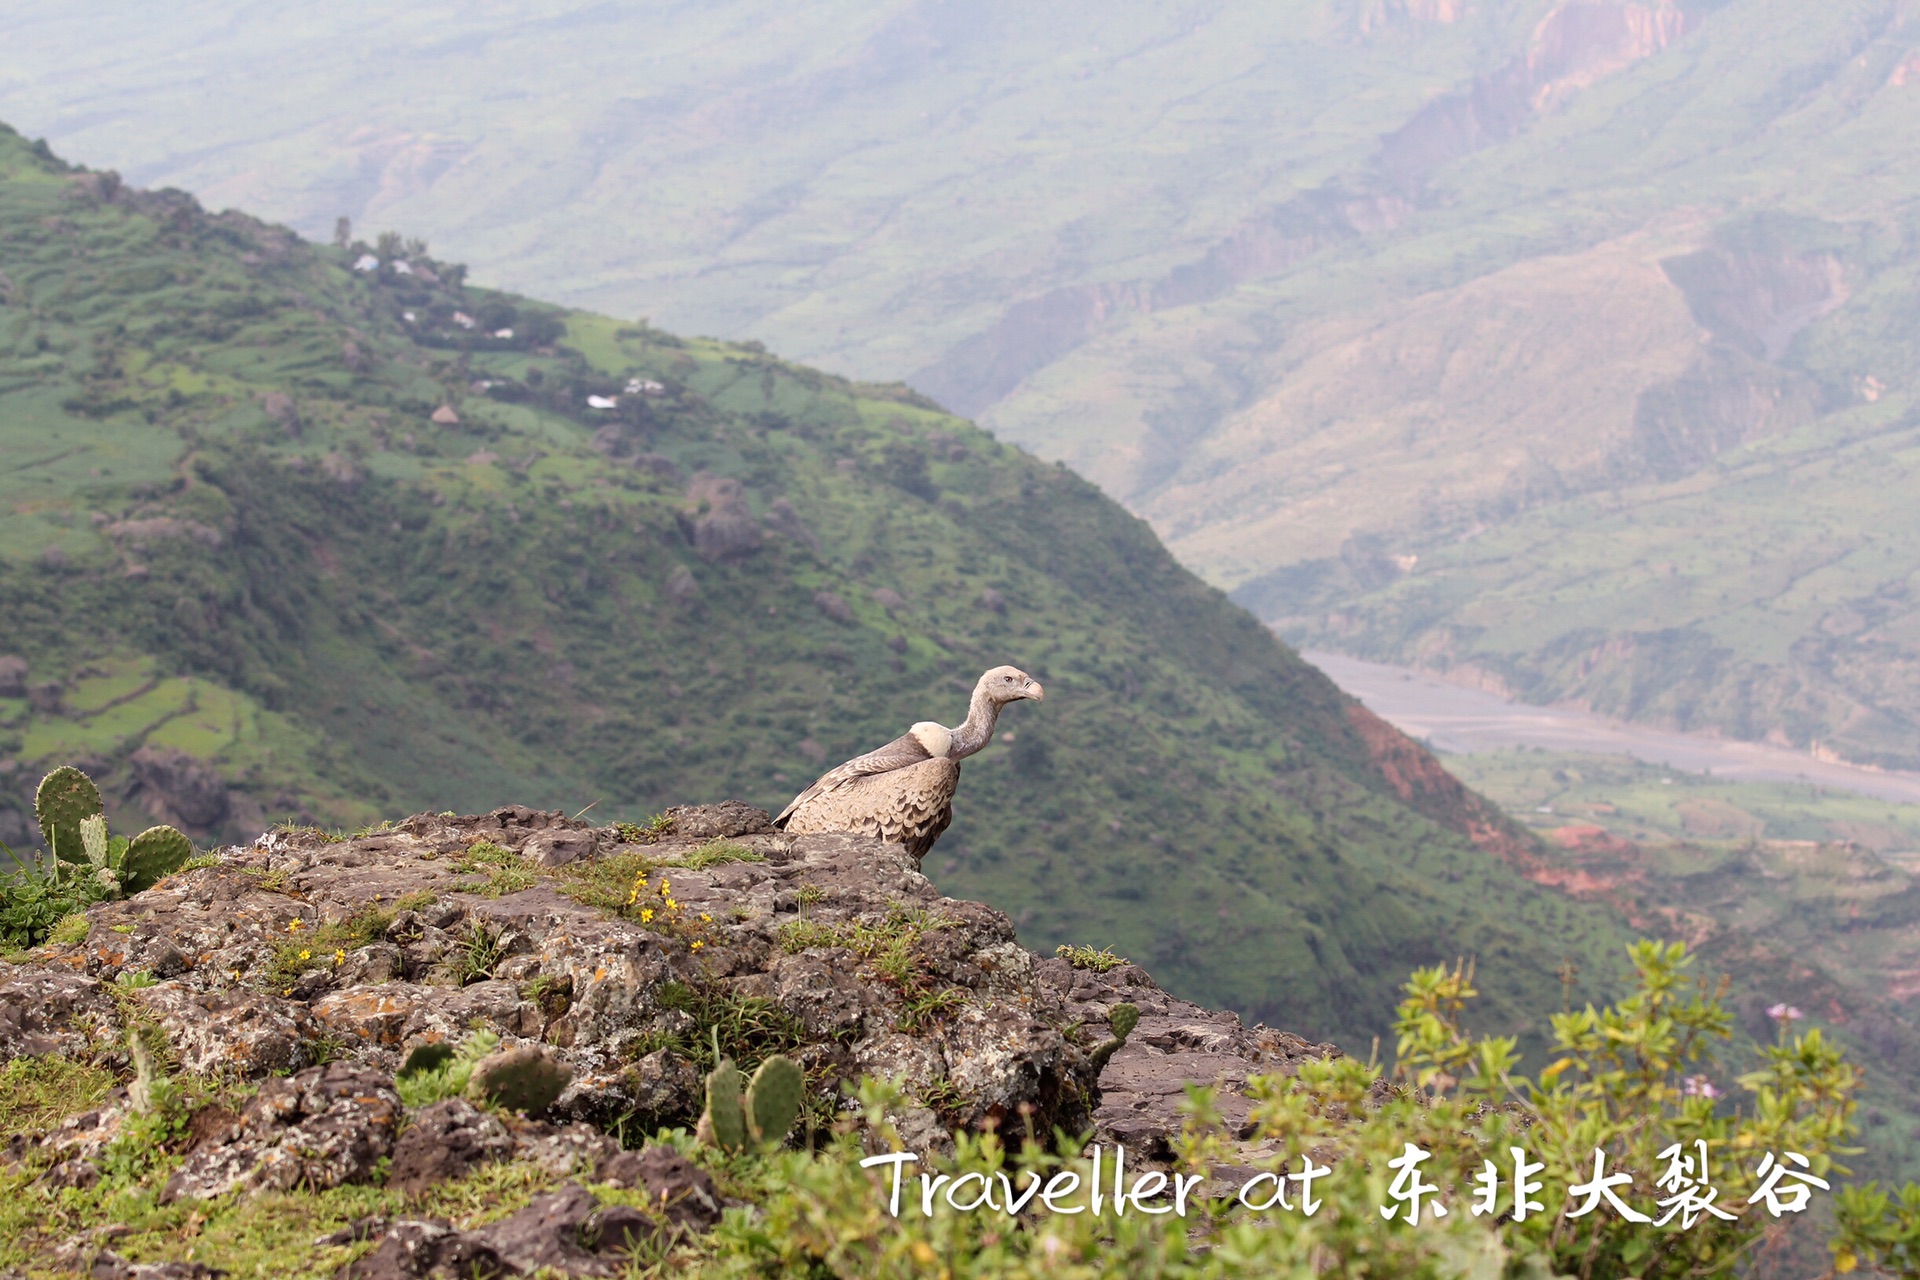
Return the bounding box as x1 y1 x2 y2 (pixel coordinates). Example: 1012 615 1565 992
679 474 761 563
523 828 596 868
597 1144 722 1228
0 965 117 1059
163 1063 402 1201
387 1099 513 1193
25 680 63 713
345 1183 651 1279
659 800 773 839
2 807 1329 1173
337 1218 508 1280
812 590 853 623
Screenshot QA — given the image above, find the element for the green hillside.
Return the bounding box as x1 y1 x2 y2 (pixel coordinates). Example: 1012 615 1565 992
7 0 1913 768
0 124 1647 1055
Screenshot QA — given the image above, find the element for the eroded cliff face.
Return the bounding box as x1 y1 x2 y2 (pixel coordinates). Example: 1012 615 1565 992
1380 0 1695 185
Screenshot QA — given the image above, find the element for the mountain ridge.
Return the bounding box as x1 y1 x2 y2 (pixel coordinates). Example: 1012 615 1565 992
0 122 1639 1054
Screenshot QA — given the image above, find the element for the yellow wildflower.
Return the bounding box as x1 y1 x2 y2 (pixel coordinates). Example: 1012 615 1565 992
665 898 679 911
640 908 654 923
333 949 346 966
287 918 304 933
299 949 311 961
699 913 711 923
690 940 704 951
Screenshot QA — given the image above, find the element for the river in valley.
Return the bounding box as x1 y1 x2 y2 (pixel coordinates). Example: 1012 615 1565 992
1304 650 1920 808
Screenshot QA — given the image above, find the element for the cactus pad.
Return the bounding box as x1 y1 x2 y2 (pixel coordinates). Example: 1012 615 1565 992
80 814 109 869
1108 1002 1140 1042
466 1045 573 1115
746 1054 805 1149
703 1057 747 1150
36 766 103 863
121 825 194 895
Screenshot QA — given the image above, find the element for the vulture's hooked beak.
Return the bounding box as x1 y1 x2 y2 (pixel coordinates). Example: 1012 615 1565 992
1025 680 1045 702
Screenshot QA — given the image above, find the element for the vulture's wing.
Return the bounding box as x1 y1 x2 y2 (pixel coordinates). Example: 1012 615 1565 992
780 757 961 859
774 731 934 828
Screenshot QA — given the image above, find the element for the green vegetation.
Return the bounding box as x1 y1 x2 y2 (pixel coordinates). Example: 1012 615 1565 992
1448 748 1920 854
698 1048 805 1154
6 942 1920 1277
10 4 1913 771
1086 1002 1140 1073
394 1030 501 1109
1055 943 1130 973
0 122 1648 1060
267 904 396 989
1446 747 1920 1184
667 840 765 870
450 839 537 898
3 763 194 946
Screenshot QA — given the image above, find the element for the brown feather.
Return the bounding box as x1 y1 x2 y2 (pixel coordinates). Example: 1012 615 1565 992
778 757 959 862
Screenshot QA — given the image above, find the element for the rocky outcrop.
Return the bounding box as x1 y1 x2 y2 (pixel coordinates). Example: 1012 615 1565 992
0 803 1335 1273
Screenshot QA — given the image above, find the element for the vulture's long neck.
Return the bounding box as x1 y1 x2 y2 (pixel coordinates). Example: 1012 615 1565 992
946 683 1004 760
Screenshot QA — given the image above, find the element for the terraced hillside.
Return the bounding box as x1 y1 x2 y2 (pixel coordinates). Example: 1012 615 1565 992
0 126 1646 1053
6 0 1915 768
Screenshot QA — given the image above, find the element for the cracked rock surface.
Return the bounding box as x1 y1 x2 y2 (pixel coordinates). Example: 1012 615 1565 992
1 803 1337 1273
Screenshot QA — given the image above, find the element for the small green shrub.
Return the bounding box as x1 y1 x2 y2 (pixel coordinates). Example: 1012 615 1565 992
47 912 90 946
613 813 675 844
1055 943 1129 972
452 840 536 898
0 1057 113 1139
446 917 507 986
0 840 109 950
668 840 766 870
395 1030 501 1108
553 847 658 915
697 1044 805 1153
266 905 395 988
32 766 195 896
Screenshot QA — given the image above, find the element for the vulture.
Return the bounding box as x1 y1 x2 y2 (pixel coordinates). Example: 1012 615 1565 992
774 665 1044 861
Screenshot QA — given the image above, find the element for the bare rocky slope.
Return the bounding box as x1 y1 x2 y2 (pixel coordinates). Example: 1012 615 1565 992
0 802 1329 1277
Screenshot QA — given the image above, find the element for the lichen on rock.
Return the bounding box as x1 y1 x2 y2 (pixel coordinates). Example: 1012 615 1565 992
0 800 1336 1273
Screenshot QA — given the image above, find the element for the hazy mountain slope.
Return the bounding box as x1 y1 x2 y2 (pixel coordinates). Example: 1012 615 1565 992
5 0 1917 770
0 126 1648 1052
0 0 1530 375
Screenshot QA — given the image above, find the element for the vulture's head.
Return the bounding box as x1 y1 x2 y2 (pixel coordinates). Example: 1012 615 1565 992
979 664 1045 705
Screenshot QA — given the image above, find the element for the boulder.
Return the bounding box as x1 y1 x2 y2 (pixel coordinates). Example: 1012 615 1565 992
597 1144 722 1229
163 1063 403 1201
386 1099 514 1193
342 1183 650 1280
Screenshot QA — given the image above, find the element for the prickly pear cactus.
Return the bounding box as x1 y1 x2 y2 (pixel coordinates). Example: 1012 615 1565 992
36 766 103 864
120 825 194 895
745 1054 804 1149
1089 1001 1141 1073
466 1045 572 1115
80 814 109 869
700 1057 747 1150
